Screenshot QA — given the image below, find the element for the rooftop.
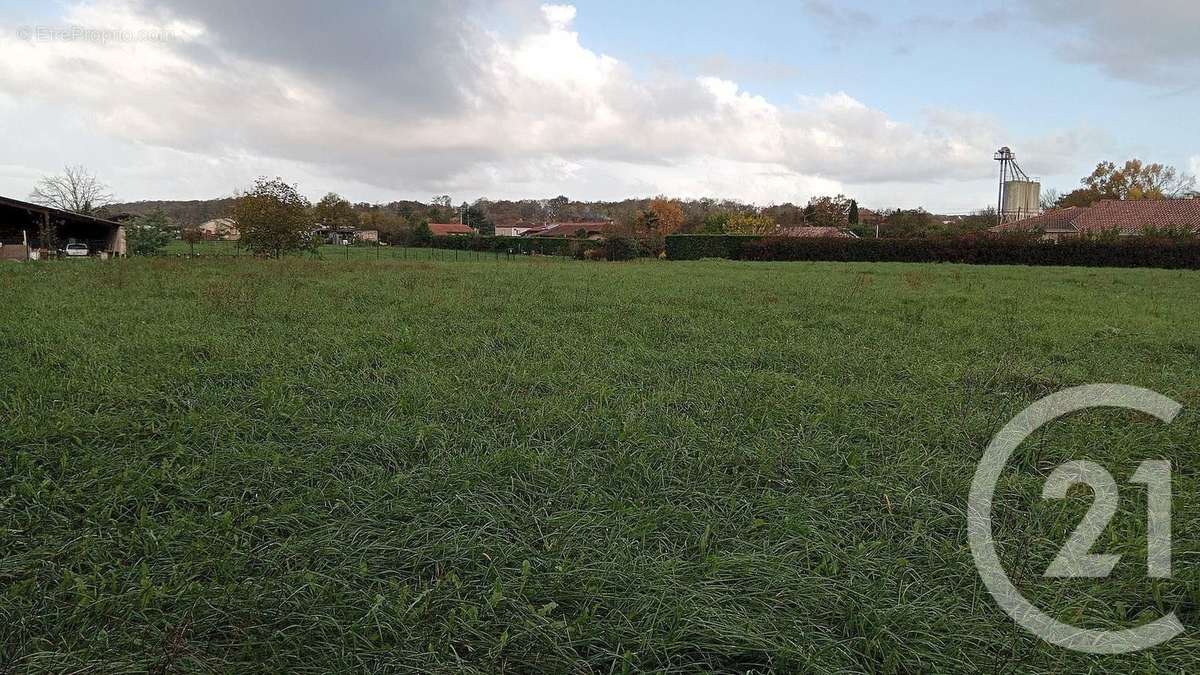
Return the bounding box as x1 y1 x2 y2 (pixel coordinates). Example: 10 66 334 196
523 221 615 237
427 222 475 236
0 194 122 229
992 199 1200 236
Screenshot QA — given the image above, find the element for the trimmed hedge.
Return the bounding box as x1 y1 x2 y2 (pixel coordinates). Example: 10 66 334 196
600 236 640 261
665 235 765 260
666 234 1200 270
425 235 600 257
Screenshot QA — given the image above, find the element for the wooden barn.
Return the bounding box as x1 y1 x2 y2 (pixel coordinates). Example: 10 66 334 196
0 194 126 260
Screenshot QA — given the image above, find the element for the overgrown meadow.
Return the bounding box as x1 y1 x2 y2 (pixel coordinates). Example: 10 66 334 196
1 257 1198 672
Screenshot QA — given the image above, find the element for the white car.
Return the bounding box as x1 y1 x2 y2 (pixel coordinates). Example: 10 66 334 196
64 243 90 257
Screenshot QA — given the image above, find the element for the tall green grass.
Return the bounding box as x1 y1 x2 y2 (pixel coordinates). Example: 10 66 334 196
1 258 1198 672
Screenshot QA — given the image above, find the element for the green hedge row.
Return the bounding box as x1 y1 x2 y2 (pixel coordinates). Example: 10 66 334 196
666 234 1200 270
425 235 600 257
664 235 765 260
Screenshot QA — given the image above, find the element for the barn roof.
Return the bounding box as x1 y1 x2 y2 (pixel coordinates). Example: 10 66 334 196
427 222 475 236
523 221 615 237
0 194 123 228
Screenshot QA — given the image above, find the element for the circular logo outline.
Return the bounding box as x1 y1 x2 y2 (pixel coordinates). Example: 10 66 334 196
967 383 1184 654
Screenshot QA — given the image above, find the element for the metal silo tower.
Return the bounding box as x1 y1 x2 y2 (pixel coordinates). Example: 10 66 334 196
994 147 1042 225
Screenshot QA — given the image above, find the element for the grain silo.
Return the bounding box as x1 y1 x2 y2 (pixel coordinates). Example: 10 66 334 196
994 147 1041 224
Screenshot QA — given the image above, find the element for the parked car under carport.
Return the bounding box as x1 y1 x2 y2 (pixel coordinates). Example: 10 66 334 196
0 194 126 260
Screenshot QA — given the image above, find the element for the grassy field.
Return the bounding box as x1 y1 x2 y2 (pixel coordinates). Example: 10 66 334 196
1 257 1198 672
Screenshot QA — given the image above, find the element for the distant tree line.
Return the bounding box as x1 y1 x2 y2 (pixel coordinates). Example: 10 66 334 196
1049 159 1197 208
32 155 1196 257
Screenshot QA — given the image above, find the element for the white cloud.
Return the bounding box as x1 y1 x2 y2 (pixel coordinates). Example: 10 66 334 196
1020 0 1200 85
540 4 577 30
0 1 1087 207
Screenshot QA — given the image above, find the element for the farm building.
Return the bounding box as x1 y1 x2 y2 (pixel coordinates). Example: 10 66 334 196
0 194 126 260
991 199 1200 240
428 223 475 236
197 218 239 240
495 222 539 237
322 227 379 244
524 221 617 240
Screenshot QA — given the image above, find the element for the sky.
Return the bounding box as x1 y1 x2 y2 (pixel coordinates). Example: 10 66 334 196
0 0 1197 212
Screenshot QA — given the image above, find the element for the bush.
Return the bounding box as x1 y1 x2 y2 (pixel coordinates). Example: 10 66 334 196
233 177 318 257
412 222 433 247
600 236 640 261
126 211 174 256
665 234 1200 270
416 235 602 258
665 235 765 260
635 231 666 257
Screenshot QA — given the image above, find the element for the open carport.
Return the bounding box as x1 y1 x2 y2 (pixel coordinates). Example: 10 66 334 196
0 194 126 260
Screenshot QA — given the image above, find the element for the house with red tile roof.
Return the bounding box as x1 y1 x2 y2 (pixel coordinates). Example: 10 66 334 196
428 222 475 236
991 199 1200 240
495 222 539 237
855 208 883 227
523 221 616 239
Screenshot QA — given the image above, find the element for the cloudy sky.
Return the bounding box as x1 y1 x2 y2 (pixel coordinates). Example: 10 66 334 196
1 0 1197 211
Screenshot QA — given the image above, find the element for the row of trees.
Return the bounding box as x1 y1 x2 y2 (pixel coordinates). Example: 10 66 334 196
30 157 1198 257
229 180 498 256
27 167 993 257
109 179 494 257
118 179 321 257
1048 160 1197 209
615 194 997 240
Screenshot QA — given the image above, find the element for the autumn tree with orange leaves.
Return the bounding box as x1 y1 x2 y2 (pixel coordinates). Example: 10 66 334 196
638 196 685 234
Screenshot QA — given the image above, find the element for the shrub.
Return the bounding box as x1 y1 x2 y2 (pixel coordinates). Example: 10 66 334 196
730 234 1200 270
601 236 639 261
232 177 318 257
416 235 603 258
412 221 434 247
126 211 174 256
723 212 776 235
664 233 1200 269
665 235 764 260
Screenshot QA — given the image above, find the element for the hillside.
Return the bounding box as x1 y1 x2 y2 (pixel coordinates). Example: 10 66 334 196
100 198 237 226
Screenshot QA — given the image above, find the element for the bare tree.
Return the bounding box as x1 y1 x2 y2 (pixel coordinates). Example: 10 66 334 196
30 165 114 215
1039 188 1061 211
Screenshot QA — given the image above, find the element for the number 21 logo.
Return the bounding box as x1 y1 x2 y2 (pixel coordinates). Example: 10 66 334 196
969 385 1185 654
1041 459 1171 579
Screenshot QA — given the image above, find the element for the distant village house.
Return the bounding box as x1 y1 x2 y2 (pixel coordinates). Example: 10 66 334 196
428 222 475 236
495 222 539 237
197 218 239 240
322 227 379 244
523 221 616 240
991 199 1200 241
